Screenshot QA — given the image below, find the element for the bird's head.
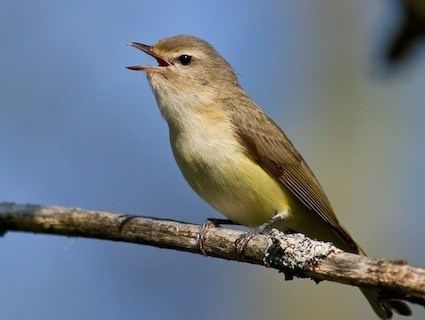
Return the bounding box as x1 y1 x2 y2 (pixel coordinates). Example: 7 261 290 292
127 35 239 99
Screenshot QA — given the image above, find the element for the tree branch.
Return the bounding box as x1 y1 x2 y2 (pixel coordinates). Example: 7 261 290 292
0 202 424 306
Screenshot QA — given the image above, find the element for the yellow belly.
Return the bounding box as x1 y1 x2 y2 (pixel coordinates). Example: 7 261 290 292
172 139 353 251
169 119 350 250
173 145 302 227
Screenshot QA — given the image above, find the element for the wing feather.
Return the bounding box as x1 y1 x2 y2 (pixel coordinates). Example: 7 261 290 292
225 97 359 252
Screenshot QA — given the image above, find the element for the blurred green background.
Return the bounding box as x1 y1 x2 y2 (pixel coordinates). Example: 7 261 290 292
1 1 424 319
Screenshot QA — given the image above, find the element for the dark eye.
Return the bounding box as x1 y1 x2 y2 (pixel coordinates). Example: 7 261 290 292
178 55 192 65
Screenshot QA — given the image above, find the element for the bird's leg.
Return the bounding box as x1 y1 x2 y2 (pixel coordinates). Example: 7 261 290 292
235 211 288 255
197 218 239 255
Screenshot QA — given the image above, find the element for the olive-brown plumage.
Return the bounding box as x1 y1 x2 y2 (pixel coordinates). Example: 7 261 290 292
127 35 411 319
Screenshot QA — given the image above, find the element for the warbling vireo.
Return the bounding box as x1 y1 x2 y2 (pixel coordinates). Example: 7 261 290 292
126 35 411 319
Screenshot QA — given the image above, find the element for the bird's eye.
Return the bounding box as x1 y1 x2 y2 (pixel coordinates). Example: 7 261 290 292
178 55 192 65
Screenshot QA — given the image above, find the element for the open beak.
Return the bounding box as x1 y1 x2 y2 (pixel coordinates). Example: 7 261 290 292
126 42 172 71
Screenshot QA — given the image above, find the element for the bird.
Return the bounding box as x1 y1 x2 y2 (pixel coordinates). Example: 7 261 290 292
126 34 411 319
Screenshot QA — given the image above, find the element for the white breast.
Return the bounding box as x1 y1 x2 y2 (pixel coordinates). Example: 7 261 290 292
151 77 241 164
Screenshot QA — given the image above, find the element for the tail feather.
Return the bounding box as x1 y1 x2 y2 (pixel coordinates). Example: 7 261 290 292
354 243 412 319
386 299 412 316
361 288 392 319
361 288 411 319
333 225 411 319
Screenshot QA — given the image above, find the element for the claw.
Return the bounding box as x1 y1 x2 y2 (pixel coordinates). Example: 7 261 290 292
235 211 288 255
197 220 216 255
197 218 238 255
235 229 259 254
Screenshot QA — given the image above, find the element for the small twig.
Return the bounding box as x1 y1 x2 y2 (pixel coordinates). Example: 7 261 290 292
0 202 424 306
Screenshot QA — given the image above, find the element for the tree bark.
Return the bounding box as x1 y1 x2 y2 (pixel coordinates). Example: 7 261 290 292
0 202 424 306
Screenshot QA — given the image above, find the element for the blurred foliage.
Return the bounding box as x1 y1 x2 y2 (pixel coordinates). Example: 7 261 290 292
386 0 425 64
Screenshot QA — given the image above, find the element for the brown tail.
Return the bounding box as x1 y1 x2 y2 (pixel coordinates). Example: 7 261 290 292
355 243 411 318
360 287 411 319
331 223 411 319
304 213 412 318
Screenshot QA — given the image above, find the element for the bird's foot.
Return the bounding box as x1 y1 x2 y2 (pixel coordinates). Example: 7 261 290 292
118 214 142 232
197 218 238 256
235 212 288 255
